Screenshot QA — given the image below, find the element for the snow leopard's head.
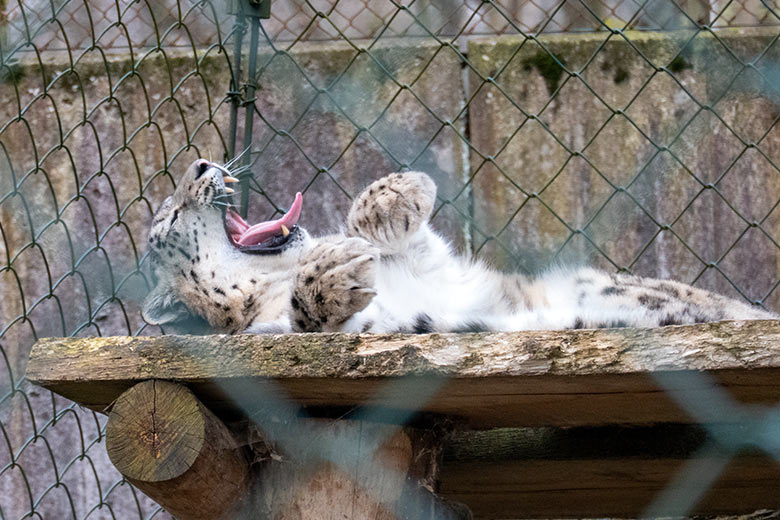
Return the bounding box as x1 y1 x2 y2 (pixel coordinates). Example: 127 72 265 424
141 158 310 331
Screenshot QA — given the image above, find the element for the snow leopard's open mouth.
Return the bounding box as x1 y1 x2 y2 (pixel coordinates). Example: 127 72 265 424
223 192 303 255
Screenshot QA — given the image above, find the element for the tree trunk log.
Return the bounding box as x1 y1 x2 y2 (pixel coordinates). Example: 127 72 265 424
105 380 469 519
248 419 468 519
105 380 250 520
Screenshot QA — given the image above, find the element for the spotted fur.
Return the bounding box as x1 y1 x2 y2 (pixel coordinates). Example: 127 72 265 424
293 171 775 333
142 159 308 334
143 163 775 334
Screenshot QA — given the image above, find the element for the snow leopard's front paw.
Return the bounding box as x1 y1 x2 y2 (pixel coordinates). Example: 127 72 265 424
290 238 378 332
346 171 436 249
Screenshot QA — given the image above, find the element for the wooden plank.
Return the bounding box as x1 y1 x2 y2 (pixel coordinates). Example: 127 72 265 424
440 425 780 518
26 320 780 427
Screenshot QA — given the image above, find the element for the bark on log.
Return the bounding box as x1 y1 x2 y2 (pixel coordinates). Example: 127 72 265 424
26 322 780 518
26 320 780 427
247 419 469 519
104 381 468 520
105 380 250 520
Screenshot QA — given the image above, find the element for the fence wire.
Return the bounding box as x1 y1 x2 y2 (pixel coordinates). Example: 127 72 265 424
7 0 780 51
3 0 780 519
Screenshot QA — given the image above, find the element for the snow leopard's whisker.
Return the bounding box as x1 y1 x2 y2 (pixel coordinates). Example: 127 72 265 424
222 156 238 170
223 155 239 170
235 146 251 163
212 163 231 176
228 164 252 178
223 147 250 170
215 199 237 209
230 170 252 181
212 162 249 183
229 161 250 172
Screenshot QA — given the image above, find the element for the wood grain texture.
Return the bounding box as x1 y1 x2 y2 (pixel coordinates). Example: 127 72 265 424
27 322 780 518
26 320 780 427
246 419 468 520
106 382 467 520
442 425 780 518
107 380 205 482
105 380 250 520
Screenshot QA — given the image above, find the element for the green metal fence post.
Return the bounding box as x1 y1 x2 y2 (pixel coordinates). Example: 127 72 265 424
227 0 270 217
227 9 246 161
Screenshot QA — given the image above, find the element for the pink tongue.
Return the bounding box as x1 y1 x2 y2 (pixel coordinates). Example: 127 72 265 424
237 192 303 246
226 209 249 234
226 209 249 242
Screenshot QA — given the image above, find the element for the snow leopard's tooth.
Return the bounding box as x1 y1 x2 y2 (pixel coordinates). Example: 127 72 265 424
225 187 235 194
281 225 290 237
223 176 239 183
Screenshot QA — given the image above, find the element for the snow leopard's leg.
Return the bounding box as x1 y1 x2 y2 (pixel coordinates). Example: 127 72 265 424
290 237 379 332
346 171 436 251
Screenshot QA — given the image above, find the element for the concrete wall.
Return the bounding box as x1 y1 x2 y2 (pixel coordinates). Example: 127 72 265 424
2 28 780 517
468 28 780 311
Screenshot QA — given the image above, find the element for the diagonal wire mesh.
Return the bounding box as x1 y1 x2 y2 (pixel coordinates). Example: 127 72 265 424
4 0 780 518
0 1 237 517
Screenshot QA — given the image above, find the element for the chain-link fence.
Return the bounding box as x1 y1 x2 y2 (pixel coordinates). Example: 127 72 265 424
8 0 780 51
4 0 780 518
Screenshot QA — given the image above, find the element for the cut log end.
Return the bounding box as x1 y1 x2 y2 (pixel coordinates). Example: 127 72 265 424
105 380 249 520
106 380 205 482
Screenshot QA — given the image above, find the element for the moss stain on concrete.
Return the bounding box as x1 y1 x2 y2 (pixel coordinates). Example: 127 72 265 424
522 51 567 95
667 55 692 73
613 66 629 84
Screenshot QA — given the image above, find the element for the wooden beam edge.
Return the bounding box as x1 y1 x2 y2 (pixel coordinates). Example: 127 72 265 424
26 320 780 428
27 320 780 384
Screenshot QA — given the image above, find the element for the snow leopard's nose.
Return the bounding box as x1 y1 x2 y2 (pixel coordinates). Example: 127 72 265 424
194 159 210 179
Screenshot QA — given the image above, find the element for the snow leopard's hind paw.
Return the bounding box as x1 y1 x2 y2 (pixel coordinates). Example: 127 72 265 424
290 237 378 332
346 171 436 249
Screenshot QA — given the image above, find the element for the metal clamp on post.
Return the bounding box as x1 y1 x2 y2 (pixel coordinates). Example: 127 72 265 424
227 0 269 216
227 0 271 19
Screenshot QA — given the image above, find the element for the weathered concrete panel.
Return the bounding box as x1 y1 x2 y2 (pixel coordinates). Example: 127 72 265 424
468 28 780 312
245 38 468 249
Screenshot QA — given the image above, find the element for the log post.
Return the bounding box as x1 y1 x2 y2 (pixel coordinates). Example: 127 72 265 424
250 419 470 519
105 380 250 520
105 380 470 519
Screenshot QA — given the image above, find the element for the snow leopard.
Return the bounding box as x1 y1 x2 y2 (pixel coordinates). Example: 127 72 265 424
142 159 775 334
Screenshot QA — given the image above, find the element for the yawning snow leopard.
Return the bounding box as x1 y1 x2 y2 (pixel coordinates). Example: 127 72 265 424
142 159 775 334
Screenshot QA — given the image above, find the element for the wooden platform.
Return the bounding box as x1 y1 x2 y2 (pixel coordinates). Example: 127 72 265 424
442 425 780 518
26 320 780 518
27 320 780 427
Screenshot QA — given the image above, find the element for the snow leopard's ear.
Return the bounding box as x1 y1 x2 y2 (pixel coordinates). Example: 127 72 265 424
141 284 191 326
